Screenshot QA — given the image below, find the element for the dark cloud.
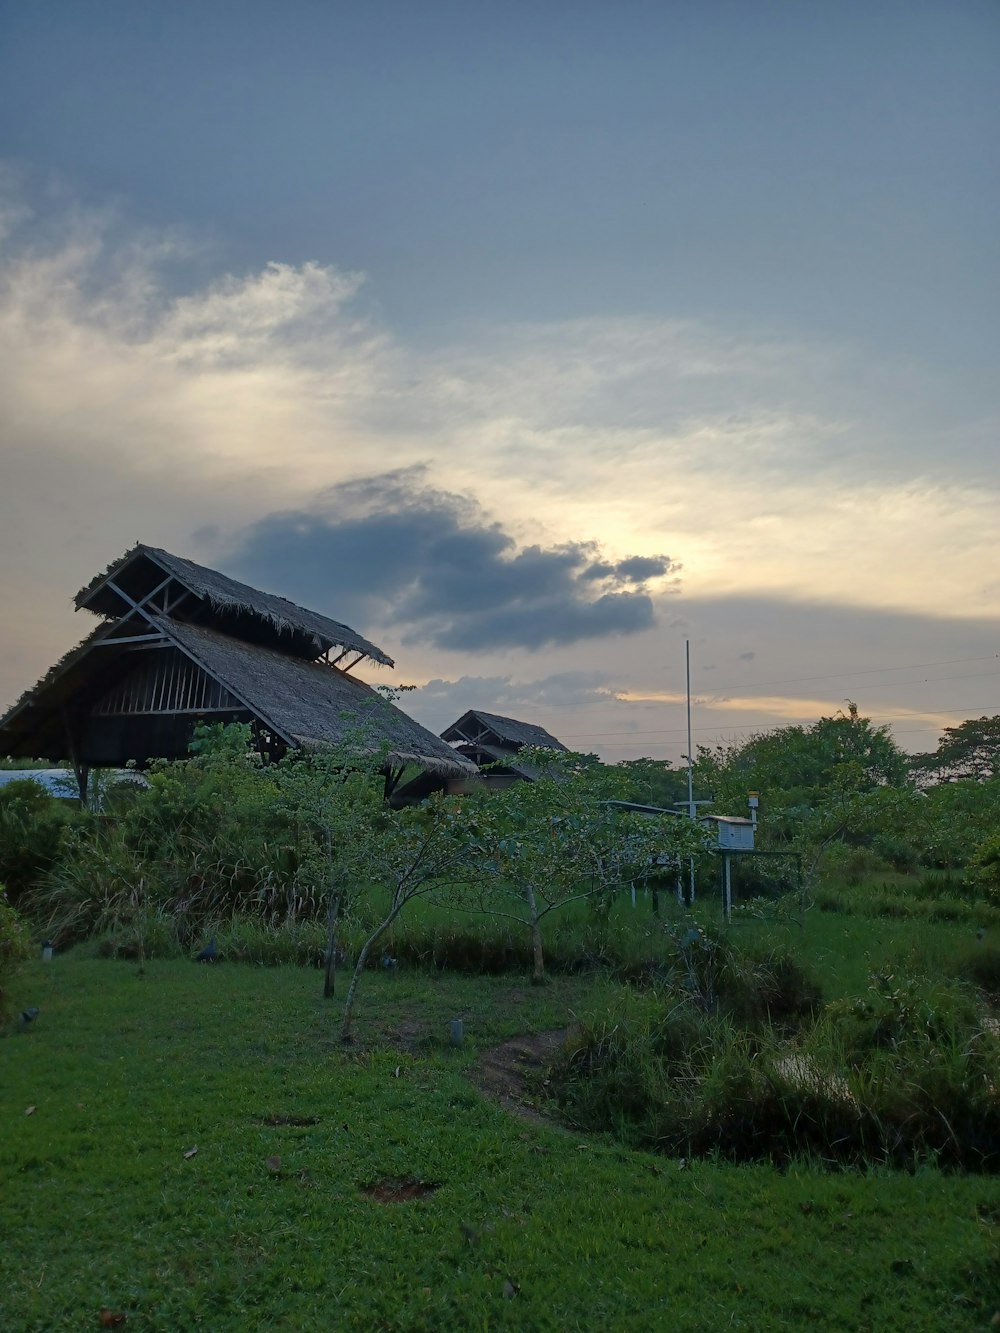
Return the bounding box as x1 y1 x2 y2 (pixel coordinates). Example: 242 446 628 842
582 561 615 581
582 554 673 585
615 555 672 582
224 469 679 652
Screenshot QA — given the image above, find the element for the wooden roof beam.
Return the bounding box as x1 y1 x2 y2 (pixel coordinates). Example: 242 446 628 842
93 633 169 647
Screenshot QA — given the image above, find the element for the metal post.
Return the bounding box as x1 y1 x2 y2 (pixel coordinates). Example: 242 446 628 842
686 640 696 905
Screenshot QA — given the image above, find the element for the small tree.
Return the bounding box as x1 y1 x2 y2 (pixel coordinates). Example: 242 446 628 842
273 684 425 1001
274 753 384 998
339 795 478 1041
461 750 707 983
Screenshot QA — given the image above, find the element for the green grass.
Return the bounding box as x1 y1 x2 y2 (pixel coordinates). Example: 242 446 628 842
2 955 999 1331
732 909 990 1000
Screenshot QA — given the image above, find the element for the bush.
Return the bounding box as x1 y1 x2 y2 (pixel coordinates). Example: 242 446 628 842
823 845 888 887
871 833 919 874
955 944 1000 998
0 781 76 903
661 925 821 1030
970 834 1000 904
721 943 823 1028
0 887 33 1018
93 910 185 962
547 968 1000 1170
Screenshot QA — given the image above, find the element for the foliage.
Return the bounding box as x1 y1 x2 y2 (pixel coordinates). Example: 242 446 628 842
551 964 1000 1170
613 756 690 809
695 702 910 815
29 724 392 953
912 714 1000 783
458 748 710 982
969 832 1000 905
954 943 1000 998
0 779 79 903
0 885 33 1017
898 777 1000 871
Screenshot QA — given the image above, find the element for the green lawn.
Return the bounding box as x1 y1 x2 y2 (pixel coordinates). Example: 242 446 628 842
2 953 999 1331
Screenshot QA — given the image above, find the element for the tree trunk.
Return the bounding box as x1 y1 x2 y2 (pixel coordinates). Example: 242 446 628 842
339 904 403 1043
322 888 341 999
523 882 546 984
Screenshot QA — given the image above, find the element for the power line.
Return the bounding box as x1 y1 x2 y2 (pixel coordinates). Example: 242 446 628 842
696 652 1000 697
457 653 1000 711
562 697 1000 742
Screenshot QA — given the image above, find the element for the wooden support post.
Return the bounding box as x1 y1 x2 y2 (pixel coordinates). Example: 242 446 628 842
61 708 89 807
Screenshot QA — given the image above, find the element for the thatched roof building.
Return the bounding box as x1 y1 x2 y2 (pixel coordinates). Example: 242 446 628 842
0 545 476 798
442 710 568 782
391 708 568 805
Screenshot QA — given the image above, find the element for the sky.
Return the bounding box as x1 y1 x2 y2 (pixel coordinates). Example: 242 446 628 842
0 0 997 765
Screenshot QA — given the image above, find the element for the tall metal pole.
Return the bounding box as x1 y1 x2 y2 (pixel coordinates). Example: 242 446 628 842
686 639 695 905
686 639 694 816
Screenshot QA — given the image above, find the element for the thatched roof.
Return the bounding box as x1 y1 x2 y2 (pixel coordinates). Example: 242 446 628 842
0 618 475 779
0 622 115 754
442 710 568 752
439 710 568 781
162 621 476 777
75 544 394 667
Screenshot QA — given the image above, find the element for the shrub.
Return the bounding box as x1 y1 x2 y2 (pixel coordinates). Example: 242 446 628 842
547 968 1000 1170
823 844 888 886
93 909 185 962
661 925 822 1030
871 833 919 874
970 834 1000 905
0 781 76 903
955 944 1000 998
0 887 33 1018
720 943 823 1028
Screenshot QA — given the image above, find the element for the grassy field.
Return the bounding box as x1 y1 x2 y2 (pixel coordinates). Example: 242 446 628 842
3 934 1000 1331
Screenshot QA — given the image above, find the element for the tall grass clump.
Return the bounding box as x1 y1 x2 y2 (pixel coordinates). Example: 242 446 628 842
0 886 33 1017
660 925 822 1030
548 963 1000 1170
0 780 79 904
954 944 1000 999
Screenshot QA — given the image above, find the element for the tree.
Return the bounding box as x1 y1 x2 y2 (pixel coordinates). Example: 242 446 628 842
614 757 691 809
911 716 1000 784
905 776 1000 871
274 753 385 999
339 794 478 1041
460 749 707 983
694 703 910 840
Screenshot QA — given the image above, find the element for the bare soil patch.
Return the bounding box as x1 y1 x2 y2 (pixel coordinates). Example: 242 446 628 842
391 1019 427 1050
470 1027 573 1126
258 1114 321 1127
361 1176 440 1203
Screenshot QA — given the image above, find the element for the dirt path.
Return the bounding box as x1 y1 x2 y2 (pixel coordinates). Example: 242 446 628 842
468 1027 573 1126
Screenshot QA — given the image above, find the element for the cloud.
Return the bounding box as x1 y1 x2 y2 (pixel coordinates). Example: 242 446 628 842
1 175 998 716
224 469 679 652
402 669 615 736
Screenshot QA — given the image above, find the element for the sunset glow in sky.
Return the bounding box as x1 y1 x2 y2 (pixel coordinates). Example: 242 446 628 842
1 1 997 761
